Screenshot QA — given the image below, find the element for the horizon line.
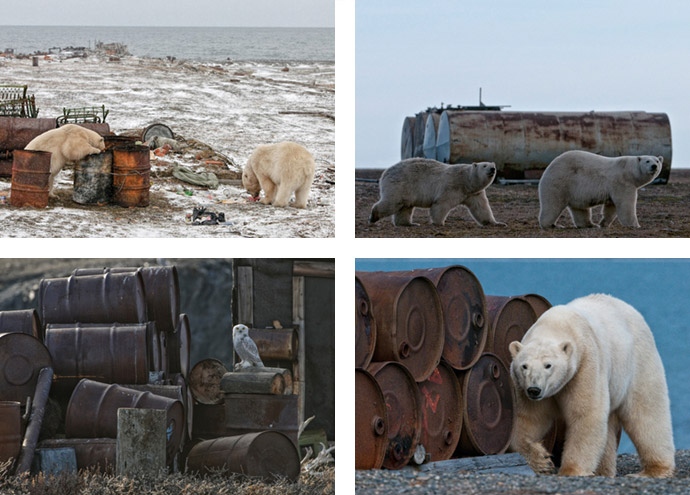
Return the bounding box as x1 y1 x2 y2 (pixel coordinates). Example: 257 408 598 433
0 24 334 29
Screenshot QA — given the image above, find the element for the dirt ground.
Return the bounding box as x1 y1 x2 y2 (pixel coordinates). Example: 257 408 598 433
355 169 690 238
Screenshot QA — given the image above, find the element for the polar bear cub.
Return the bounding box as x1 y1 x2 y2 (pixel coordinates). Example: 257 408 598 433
242 142 315 208
538 150 662 228
509 294 674 478
25 124 106 197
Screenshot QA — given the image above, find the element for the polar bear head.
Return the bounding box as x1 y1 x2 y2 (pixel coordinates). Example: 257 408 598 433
242 165 261 198
633 155 663 185
509 338 575 401
469 161 497 189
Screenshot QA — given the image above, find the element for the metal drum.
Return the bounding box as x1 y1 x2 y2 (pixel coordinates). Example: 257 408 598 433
38 438 116 473
0 332 52 405
189 359 228 405
104 135 137 150
355 276 376 369
0 309 42 341
485 296 537 369
0 401 21 464
0 117 56 151
223 394 299 448
73 151 113 205
522 293 553 319
10 149 51 208
355 368 387 470
112 145 151 207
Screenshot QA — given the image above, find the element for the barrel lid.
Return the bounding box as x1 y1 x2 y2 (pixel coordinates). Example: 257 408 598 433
355 368 388 470
245 431 300 481
485 296 537 369
355 277 376 369
0 332 52 405
188 358 227 405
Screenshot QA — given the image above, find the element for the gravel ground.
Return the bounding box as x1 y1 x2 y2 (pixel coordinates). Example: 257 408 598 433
355 451 690 494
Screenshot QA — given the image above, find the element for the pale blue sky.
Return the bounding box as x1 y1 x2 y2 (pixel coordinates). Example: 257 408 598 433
356 1 690 168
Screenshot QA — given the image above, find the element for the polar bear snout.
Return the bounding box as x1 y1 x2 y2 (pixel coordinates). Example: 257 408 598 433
527 387 542 400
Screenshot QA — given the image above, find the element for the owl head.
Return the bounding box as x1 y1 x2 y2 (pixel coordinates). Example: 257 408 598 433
233 324 249 339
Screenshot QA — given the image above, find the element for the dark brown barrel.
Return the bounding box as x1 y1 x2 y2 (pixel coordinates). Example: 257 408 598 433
455 354 515 456
65 379 184 459
189 358 228 405
112 145 150 207
38 438 116 473
39 272 147 326
44 323 149 394
223 394 299 448
104 135 138 150
0 117 56 151
10 149 51 208
522 293 552 319
0 156 12 177
367 361 421 470
355 368 387 470
485 296 537 370
357 271 444 382
401 116 416 160
0 333 52 404
0 401 21 464
168 314 191 377
416 362 462 461
0 309 42 341
186 432 300 481
355 276 376 369
72 151 112 205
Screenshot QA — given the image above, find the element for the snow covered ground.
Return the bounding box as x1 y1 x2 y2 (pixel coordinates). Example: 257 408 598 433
0 55 334 237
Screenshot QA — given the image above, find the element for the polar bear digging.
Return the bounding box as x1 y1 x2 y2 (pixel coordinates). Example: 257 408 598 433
242 142 315 208
509 294 674 477
538 150 662 228
369 158 505 227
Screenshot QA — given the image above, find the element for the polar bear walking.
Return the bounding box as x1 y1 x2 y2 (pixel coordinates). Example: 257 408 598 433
538 150 662 228
509 294 675 478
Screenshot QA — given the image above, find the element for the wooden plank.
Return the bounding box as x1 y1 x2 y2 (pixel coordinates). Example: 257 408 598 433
293 261 334 279
412 453 535 476
292 275 305 426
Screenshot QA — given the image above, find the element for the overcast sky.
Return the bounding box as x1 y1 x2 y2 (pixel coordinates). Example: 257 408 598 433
356 1 690 169
1 0 334 27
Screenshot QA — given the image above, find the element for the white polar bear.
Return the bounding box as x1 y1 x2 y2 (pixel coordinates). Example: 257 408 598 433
369 158 505 227
509 294 674 478
25 124 106 197
538 150 662 228
242 142 315 208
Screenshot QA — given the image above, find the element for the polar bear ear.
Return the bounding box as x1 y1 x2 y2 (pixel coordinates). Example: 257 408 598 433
508 341 522 359
561 341 574 357
658 156 664 164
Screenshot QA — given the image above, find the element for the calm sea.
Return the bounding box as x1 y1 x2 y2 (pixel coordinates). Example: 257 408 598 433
355 259 690 454
0 25 334 62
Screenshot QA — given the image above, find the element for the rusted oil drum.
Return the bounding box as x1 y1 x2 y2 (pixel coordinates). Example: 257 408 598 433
416 362 462 461
247 328 297 361
367 361 421 470
189 359 228 405
104 135 138 150
455 353 515 457
112 145 150 207
168 314 191 377
186 431 300 481
436 110 673 182
44 323 150 394
223 394 299 448
73 151 113 205
65 379 184 459
355 276 376 369
0 309 42 341
0 156 12 177
422 112 441 160
39 272 147 326
410 266 487 371
354 368 387 470
38 438 116 473
522 293 552 319
0 401 21 464
401 116 415 160
0 333 52 405
74 122 111 136
357 271 444 382
485 296 537 369
0 117 56 151
10 149 51 208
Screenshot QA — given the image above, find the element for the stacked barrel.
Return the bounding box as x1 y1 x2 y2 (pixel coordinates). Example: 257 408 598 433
355 265 553 470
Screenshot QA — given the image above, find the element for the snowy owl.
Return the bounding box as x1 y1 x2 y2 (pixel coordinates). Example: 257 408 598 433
232 324 264 370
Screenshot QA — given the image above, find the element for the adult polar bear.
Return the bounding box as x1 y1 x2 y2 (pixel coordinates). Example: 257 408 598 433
538 150 662 228
509 294 674 478
369 158 505 227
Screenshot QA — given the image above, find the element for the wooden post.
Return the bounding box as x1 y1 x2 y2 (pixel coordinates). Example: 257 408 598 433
235 266 254 369
292 275 305 426
116 408 166 476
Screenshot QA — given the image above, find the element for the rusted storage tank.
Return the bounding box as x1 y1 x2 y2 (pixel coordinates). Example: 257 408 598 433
485 296 537 370
416 362 462 461
0 309 43 341
38 438 116 473
400 116 416 160
522 293 552 319
112 145 151 207
10 149 52 208
224 394 299 448
422 113 441 160
186 432 300 481
356 271 444 382
355 368 387 470
367 361 421 470
455 353 515 457
355 276 377 369
0 401 22 464
0 332 52 404
435 111 672 182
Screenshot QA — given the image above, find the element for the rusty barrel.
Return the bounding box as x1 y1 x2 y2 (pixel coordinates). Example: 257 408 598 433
0 309 42 341
455 353 515 457
0 333 52 405
39 271 147 326
38 438 116 473
104 135 138 150
223 394 299 448
186 431 300 481
74 123 111 136
0 117 56 152
355 368 387 470
400 116 415 160
73 151 112 205
44 323 150 394
168 314 191 377
10 149 51 208
356 271 444 382
416 362 462 461
355 276 376 369
485 296 537 370
522 293 552 319
367 361 421 470
0 401 21 464
171 373 194 441
247 327 297 361
112 145 150 207
65 379 184 459
189 358 228 405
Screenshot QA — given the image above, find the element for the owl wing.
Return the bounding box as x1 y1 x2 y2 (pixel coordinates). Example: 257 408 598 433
238 335 263 365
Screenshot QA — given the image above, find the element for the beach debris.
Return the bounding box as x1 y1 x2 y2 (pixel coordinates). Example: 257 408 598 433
0 85 38 118
57 105 109 124
172 166 219 189
184 205 226 225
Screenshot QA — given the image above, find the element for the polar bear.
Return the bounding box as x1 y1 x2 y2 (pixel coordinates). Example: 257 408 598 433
25 124 106 197
509 294 674 478
538 150 662 229
242 142 315 208
369 158 505 227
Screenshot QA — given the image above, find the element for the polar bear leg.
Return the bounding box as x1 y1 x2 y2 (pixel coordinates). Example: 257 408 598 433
259 179 276 205
464 191 505 226
272 183 293 207
558 410 608 476
429 201 452 226
600 202 617 228
370 197 401 224
293 183 310 209
393 207 417 226
47 155 67 197
568 207 598 228
538 197 566 228
594 414 620 477
611 190 640 228
511 399 557 474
